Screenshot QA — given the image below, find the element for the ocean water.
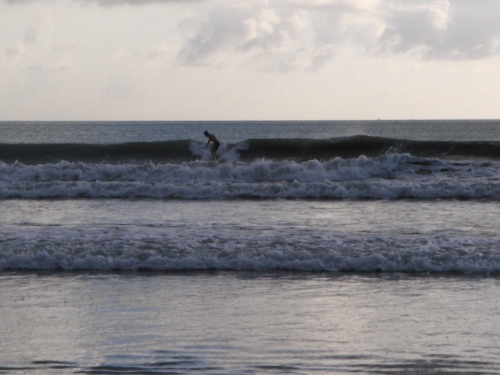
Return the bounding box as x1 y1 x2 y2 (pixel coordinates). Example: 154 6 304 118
1 120 500 374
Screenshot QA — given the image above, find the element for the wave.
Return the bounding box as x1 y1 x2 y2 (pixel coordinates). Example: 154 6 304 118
1 153 500 199
0 140 193 164
1 228 499 273
2 136 500 164
241 136 500 161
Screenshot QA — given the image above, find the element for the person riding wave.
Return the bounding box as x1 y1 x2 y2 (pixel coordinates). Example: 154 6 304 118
204 131 220 161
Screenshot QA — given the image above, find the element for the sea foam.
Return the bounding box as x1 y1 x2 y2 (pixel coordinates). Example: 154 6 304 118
1 227 499 273
0 154 499 199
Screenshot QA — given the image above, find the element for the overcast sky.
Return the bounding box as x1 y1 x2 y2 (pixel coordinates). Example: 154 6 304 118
1 0 500 120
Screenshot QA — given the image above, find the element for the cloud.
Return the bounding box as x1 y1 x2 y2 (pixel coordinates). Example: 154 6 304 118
285 0 500 63
1 0 206 3
3 13 53 65
91 0 204 3
175 3 313 72
4 0 500 73
175 0 387 71
146 43 171 60
174 0 500 72
3 43 26 63
23 13 53 44
5 44 25 57
379 0 500 60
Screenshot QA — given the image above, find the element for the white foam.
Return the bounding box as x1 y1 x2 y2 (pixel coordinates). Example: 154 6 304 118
0 155 499 199
188 140 248 163
1 227 499 273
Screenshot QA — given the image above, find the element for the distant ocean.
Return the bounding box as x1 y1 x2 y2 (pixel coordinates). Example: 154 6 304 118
1 120 500 374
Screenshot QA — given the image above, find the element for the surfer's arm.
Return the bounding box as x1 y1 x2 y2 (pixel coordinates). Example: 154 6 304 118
205 140 210 148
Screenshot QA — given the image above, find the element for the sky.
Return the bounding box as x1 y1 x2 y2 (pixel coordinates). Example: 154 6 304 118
1 0 500 121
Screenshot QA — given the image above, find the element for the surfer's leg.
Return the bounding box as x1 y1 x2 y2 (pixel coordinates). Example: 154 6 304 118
211 145 219 160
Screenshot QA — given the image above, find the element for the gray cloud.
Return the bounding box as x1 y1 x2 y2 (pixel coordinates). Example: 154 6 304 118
176 7 249 67
2 14 52 64
5 47 19 57
75 0 500 65
379 0 500 60
289 0 500 64
175 1 389 71
4 45 25 60
176 4 311 72
5 0 500 70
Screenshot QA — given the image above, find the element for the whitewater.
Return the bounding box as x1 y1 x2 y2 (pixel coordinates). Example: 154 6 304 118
1 155 500 200
1 135 500 200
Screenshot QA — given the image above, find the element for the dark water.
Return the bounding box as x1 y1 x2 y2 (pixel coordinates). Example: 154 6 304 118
2 136 500 164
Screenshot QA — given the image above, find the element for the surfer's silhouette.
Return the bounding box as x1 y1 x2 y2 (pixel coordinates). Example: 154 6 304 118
204 131 220 161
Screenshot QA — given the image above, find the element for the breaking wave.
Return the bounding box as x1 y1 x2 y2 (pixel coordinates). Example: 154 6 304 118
0 136 500 200
0 153 499 200
1 136 500 164
1 227 499 273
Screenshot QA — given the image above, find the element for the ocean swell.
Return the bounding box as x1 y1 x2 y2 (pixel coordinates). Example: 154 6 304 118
1 136 500 164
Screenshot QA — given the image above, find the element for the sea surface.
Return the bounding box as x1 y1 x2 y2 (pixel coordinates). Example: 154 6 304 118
1 120 500 374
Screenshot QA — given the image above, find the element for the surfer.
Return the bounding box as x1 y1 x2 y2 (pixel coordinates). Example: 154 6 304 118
204 131 220 161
